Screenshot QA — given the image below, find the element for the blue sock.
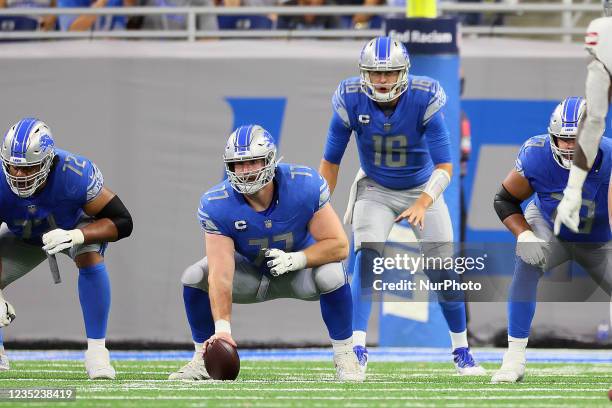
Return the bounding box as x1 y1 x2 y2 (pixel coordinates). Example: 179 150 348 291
183 286 215 343
0 328 4 348
78 262 111 339
508 258 541 338
351 248 378 332
320 283 353 341
424 268 467 333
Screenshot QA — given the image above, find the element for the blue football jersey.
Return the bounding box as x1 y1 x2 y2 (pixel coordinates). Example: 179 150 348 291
0 148 104 245
515 135 611 242
323 75 451 190
197 163 331 274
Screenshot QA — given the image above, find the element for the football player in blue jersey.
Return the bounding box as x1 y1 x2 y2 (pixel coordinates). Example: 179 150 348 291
491 97 612 383
0 118 133 379
318 36 484 375
169 125 364 382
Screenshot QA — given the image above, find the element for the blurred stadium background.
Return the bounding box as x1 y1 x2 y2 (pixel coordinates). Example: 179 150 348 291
0 0 610 353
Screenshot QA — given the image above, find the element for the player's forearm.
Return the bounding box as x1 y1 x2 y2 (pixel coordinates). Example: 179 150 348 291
208 269 234 323
501 214 532 238
318 159 339 195
303 236 349 267
80 218 119 244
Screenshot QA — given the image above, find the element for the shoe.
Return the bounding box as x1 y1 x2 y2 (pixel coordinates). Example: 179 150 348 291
491 349 526 383
168 352 210 380
334 350 365 382
0 353 9 371
353 345 368 374
85 348 116 380
452 347 487 375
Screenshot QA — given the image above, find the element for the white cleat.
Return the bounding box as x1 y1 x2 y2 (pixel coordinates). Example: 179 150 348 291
168 352 210 381
491 350 526 384
0 353 9 371
85 348 116 380
334 350 365 382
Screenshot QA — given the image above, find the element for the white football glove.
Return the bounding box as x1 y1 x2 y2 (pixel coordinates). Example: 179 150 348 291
42 229 85 255
0 298 15 328
516 230 547 267
553 186 582 235
265 249 307 277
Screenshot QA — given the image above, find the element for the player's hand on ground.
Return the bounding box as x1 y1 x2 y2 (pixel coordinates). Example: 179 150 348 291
42 228 85 255
0 299 15 327
516 230 547 267
203 332 237 355
265 249 306 277
395 202 427 231
553 187 582 234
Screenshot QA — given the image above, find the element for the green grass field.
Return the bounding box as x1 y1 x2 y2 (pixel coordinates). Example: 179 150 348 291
0 360 610 407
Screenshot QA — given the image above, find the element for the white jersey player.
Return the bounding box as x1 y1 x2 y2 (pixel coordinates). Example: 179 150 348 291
555 0 612 234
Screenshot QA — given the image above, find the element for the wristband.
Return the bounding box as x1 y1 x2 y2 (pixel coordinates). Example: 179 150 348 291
214 319 231 334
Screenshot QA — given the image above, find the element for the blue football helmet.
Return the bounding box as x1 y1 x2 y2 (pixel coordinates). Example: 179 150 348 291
0 118 56 198
548 96 586 169
223 125 278 195
359 36 411 103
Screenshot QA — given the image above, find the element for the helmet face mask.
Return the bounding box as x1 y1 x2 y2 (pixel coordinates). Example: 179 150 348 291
547 97 585 170
0 118 56 198
224 125 278 195
359 36 410 103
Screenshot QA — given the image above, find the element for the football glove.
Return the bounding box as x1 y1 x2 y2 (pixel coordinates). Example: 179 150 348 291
553 186 582 234
516 230 547 267
42 229 85 255
265 249 307 277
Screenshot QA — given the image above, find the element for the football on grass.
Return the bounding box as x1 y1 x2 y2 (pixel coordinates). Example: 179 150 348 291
204 338 240 380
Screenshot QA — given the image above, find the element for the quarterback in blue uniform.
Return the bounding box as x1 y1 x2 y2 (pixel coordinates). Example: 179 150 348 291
169 125 363 382
0 118 133 379
319 36 484 375
492 97 611 383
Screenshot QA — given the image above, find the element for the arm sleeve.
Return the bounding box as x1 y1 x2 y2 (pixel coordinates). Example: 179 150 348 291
315 174 331 212
515 143 529 178
85 162 104 203
424 111 452 165
423 80 447 125
323 111 352 164
197 200 230 236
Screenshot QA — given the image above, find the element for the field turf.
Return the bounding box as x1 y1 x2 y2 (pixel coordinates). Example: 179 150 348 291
0 356 610 407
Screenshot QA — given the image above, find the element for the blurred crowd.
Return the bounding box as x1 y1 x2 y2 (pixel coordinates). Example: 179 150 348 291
0 0 500 33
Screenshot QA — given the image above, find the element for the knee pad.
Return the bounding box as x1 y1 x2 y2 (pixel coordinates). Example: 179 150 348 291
313 262 347 294
181 259 207 287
